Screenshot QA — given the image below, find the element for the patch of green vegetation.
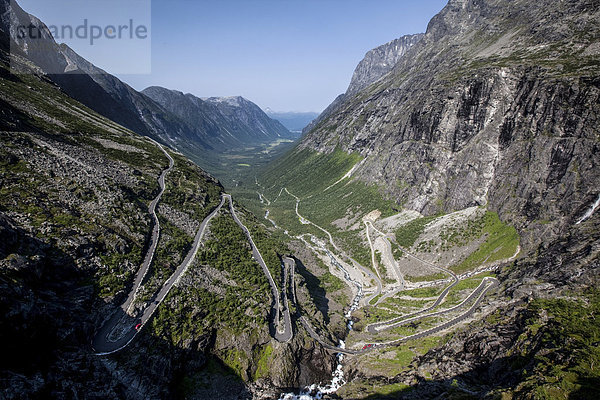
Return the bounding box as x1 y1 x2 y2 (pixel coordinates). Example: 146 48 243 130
404 272 447 282
337 380 412 399
439 211 485 251
371 382 412 396
382 296 431 310
199 212 270 290
151 210 272 346
363 297 432 325
320 271 345 292
98 249 140 297
152 283 266 345
388 316 442 336
395 215 438 248
393 349 415 367
256 146 396 235
161 151 223 222
508 290 600 399
369 294 382 305
391 242 404 259
295 178 395 231
220 348 248 379
438 272 493 307
336 228 372 270
137 218 194 303
399 286 442 298
451 212 519 274
415 239 436 253
0 155 30 173
252 344 273 380
97 270 133 298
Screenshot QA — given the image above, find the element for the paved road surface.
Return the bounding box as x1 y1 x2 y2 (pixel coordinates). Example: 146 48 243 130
368 277 495 333
279 257 295 342
125 143 174 315
92 190 226 355
226 194 293 342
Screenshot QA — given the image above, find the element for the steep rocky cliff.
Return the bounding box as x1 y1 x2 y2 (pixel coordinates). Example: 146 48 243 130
261 0 600 397
300 0 599 254
304 33 424 135
347 34 425 95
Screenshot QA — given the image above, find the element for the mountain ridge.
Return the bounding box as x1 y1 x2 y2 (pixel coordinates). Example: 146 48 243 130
141 86 291 151
255 0 600 397
303 32 424 135
1 0 292 173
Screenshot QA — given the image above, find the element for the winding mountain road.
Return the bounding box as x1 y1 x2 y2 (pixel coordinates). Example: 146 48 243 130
373 277 499 348
251 181 503 355
284 188 382 304
92 144 227 354
367 277 496 333
226 194 293 342
298 278 499 354
125 142 174 314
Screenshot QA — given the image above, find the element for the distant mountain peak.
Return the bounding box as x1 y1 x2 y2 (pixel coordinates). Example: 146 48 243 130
303 32 424 135
204 96 247 107
142 86 293 147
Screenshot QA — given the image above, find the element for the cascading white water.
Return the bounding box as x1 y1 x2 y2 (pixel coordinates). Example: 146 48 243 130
279 251 363 400
575 193 600 225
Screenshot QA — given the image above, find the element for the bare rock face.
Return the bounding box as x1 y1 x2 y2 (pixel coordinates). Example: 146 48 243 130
303 33 424 135
295 0 600 397
347 33 425 95
300 0 600 254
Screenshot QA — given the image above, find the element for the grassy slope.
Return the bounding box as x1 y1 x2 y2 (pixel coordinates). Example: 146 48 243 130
235 147 398 268
0 55 284 389
242 146 519 274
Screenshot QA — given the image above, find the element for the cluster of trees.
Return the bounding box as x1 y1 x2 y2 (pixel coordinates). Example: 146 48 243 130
199 213 270 290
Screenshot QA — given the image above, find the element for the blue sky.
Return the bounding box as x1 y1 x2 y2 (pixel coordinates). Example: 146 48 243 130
19 0 447 112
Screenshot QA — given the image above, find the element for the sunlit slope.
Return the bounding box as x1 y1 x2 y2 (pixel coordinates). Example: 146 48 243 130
253 148 396 226
239 147 519 276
